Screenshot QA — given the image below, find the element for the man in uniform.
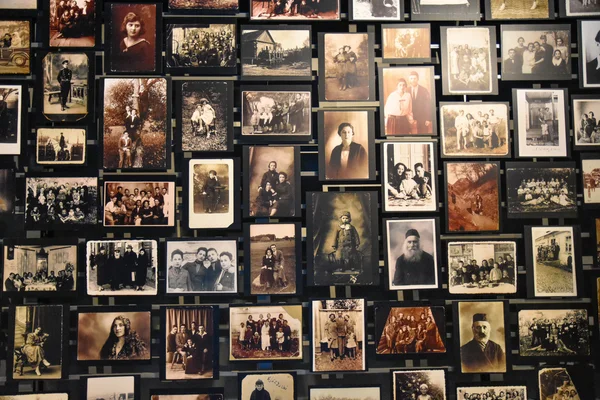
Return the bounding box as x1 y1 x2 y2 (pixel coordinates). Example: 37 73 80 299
57 59 72 112
460 313 506 373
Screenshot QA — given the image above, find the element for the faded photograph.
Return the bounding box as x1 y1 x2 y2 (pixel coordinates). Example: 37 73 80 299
489 0 550 19
382 25 430 62
412 0 480 19
566 0 600 16
531 226 577 297
322 111 370 180
49 0 96 47
0 0 37 8
538 368 581 400
457 386 526 400
42 53 89 121
189 159 234 229
37 128 86 165
167 23 235 69
311 387 380 400
0 85 22 154
242 90 311 137
582 159 600 204
240 373 295 400
86 376 135 400
0 21 30 75
169 0 238 11
352 0 400 19
392 370 446 400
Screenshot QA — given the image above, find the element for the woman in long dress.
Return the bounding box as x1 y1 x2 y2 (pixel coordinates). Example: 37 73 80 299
261 321 270 351
522 43 536 74
22 327 51 376
259 248 275 288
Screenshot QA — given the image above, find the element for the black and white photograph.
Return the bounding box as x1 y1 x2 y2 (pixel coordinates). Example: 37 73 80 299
41 53 90 122
244 146 301 217
563 0 600 16
384 218 439 290
163 306 218 380
230 305 303 361
382 141 438 213
165 239 238 294
36 128 86 165
241 87 311 141
307 192 379 286
168 0 238 13
441 27 498 96
49 0 96 47
10 305 65 380
239 372 295 400
86 240 158 296
241 26 311 80
3 241 77 294
447 241 517 295
374 304 446 355
102 77 170 170
572 95 600 148
392 369 447 400
0 84 23 155
581 155 600 206
0 20 30 75
77 308 151 362
579 20 600 88
538 368 582 400
0 0 37 9
381 24 431 64
319 32 375 102
151 391 224 400
350 0 402 20
311 299 366 372
310 387 380 400
24 176 98 229
246 223 299 296
318 110 376 181
411 0 480 20
166 21 236 75
505 162 577 219
456 386 527 400
487 0 553 19
501 26 571 80
250 0 340 20
85 376 137 400
439 102 510 158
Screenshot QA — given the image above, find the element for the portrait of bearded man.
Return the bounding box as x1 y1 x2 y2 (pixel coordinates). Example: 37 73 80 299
392 228 436 287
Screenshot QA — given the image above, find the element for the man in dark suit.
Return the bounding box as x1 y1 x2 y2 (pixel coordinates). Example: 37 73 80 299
585 30 600 85
392 229 436 287
57 59 72 112
540 34 554 68
4 272 16 291
504 48 520 74
460 313 506 373
195 325 210 374
408 70 432 134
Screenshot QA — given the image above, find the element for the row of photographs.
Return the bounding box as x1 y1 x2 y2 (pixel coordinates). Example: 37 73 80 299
4 300 599 381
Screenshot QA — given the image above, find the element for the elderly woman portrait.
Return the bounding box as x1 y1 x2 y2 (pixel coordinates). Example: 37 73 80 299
99 315 148 360
21 327 51 376
327 122 368 180
110 4 156 72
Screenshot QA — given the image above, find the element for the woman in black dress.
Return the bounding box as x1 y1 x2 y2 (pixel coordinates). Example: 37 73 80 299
135 248 150 291
113 12 153 72
272 172 294 217
255 180 275 216
140 200 153 225
259 248 275 289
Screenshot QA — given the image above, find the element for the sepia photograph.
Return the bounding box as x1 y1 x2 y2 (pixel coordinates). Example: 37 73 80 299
440 102 510 158
384 218 439 290
102 78 169 170
312 299 366 372
564 0 600 16
457 301 507 374
441 27 498 95
241 26 311 80
49 0 96 47
77 308 151 362
244 146 300 217
86 240 158 296
85 376 137 400
0 0 37 9
250 0 340 20
241 87 311 141
579 20 600 88
151 392 223 400
487 0 552 19
246 223 299 295
318 110 375 181
379 66 436 136
538 368 581 400
392 370 446 400
411 0 480 20
307 191 379 286
445 162 501 233
505 162 577 219
230 305 302 361
582 155 600 206
0 84 23 155
457 386 526 400
319 32 375 102
572 95 600 149
239 372 295 400
36 128 86 165
11 305 64 380
165 239 238 294
374 304 446 355
382 141 437 213
350 0 402 20
169 0 238 12
3 241 77 294
381 24 431 64
25 176 98 229
447 241 517 295
0 20 30 75
310 387 380 400
163 306 217 380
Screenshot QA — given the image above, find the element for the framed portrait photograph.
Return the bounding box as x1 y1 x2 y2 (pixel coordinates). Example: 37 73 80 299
101 77 171 171
161 306 219 381
439 102 510 158
392 369 446 400
165 238 238 295
350 0 403 20
244 146 301 217
486 0 553 19
455 301 509 374
0 395 67 400
444 161 501 233
456 385 526 400
441 26 498 96
103 178 176 228
310 386 380 400
2 239 78 295
241 25 312 81
572 95 600 149
379 66 436 136
84 376 140 400
447 241 517 295
86 239 158 296
77 307 151 363
239 372 296 400
525 225 582 298
562 0 600 16
318 32 375 103
9 305 67 380
505 162 577 219
105 2 162 75
48 0 97 48
311 299 366 372
36 128 86 166
581 154 600 207
245 222 301 296
0 83 25 155
24 176 98 230
318 109 376 181
168 0 238 13
381 24 431 64
241 86 312 142
374 303 447 356
250 0 340 20
306 191 379 286
381 141 438 213
0 20 30 75
383 218 440 291
579 21 600 88
165 20 236 76
411 0 480 20
151 389 224 400
538 368 587 400
229 304 302 362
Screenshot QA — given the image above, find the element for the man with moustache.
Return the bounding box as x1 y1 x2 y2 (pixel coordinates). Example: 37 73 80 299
392 229 436 287
460 313 506 373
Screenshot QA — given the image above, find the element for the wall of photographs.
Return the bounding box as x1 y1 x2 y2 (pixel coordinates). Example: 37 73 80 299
1 0 600 399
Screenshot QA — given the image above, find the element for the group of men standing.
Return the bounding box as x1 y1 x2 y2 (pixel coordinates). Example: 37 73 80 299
527 316 583 354
91 244 151 291
168 322 211 375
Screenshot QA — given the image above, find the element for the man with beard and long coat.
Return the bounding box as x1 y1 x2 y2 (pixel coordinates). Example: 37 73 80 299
392 229 436 287
460 313 506 373
110 248 125 291
135 247 150 291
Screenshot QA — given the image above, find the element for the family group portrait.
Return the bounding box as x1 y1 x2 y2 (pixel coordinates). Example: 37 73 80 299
41 53 89 121
36 128 86 165
250 0 340 20
168 0 238 12
457 386 526 400
0 20 30 75
382 25 431 63
103 181 175 227
49 0 96 47
167 23 236 70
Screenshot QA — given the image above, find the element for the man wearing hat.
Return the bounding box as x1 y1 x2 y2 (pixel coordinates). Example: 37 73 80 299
333 211 360 272
460 313 506 373
110 248 125 291
94 246 109 290
249 379 271 400
392 228 435 287
57 59 72 112
123 244 138 289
